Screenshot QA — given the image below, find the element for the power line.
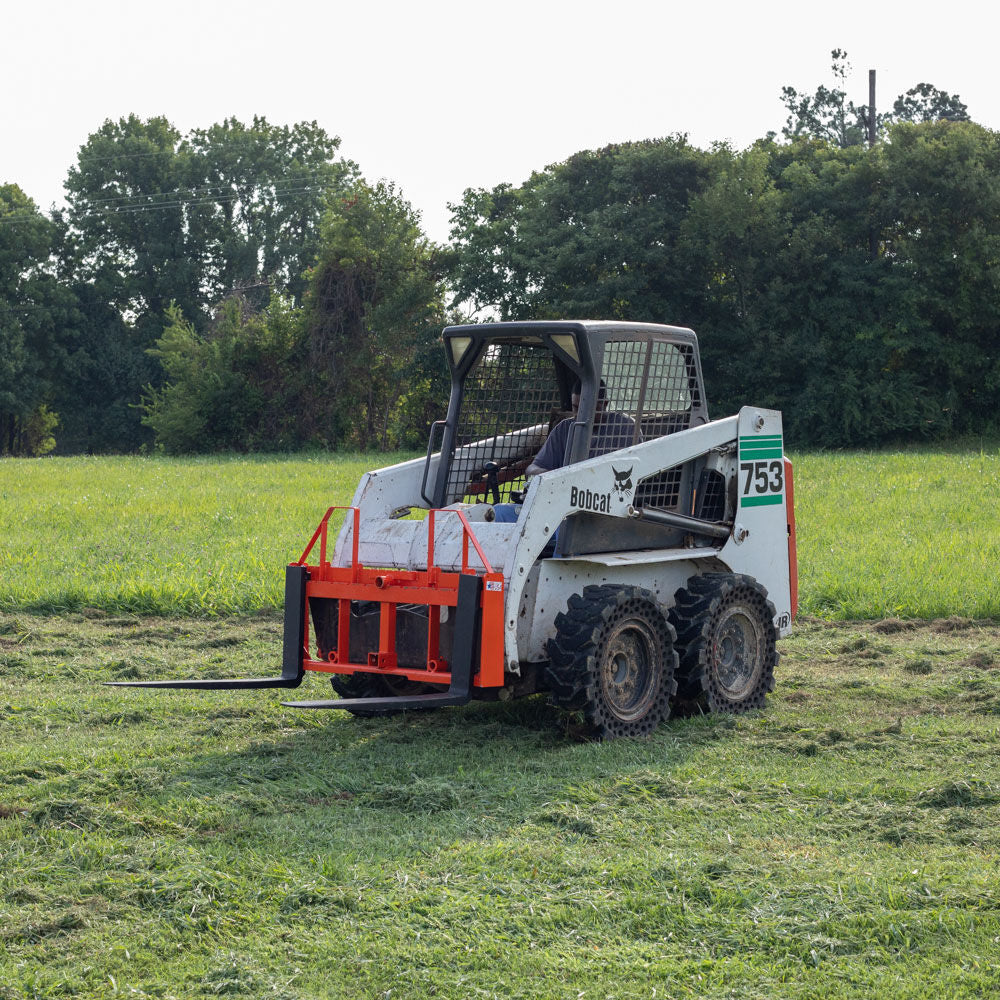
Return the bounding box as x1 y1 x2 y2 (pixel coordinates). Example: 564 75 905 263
0 180 347 230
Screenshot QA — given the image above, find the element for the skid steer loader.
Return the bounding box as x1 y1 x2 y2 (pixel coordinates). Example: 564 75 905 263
113 321 797 739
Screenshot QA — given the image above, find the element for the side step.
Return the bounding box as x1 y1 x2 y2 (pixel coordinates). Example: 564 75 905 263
282 574 481 711
107 566 308 691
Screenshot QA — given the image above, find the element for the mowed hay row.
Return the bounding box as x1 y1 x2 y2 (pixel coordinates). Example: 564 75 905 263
2 613 1000 996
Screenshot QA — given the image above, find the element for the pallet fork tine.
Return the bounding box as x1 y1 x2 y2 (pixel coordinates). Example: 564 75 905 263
106 566 308 691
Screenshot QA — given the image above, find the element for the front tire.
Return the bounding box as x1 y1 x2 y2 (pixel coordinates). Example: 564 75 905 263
546 585 678 740
668 573 778 714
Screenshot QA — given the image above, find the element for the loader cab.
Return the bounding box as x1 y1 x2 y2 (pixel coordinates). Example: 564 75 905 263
425 321 710 554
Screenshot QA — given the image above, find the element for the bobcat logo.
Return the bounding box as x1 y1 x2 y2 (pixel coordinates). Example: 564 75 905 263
611 466 634 502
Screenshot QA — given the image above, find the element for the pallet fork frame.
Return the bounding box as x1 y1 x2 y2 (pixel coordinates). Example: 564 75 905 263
110 507 505 712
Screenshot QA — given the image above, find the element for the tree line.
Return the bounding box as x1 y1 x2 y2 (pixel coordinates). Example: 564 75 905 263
1 53 997 454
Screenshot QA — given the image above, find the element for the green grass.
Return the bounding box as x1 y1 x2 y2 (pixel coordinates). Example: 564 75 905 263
3 446 1000 996
2 612 1000 997
794 442 1000 619
3 444 999 620
0 453 414 616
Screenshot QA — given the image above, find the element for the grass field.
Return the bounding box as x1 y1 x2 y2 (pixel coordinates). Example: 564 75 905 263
2 611 999 997
2 444 999 619
2 444 999 997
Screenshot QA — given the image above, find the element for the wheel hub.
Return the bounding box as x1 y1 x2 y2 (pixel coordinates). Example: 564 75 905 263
712 606 763 699
600 618 659 722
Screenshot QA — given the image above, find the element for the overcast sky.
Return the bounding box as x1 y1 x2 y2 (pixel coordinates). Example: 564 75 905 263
4 0 997 243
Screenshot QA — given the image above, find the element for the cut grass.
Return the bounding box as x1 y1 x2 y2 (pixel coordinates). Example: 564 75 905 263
2 441 999 619
2 612 1000 997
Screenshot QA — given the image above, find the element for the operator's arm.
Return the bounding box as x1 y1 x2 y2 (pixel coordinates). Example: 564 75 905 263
526 418 570 477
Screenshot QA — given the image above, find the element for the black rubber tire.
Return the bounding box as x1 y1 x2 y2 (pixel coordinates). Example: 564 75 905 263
546 585 678 740
330 673 443 717
668 573 779 715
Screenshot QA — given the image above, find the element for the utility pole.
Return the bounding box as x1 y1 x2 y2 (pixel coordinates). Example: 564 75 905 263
868 68 878 261
868 69 877 147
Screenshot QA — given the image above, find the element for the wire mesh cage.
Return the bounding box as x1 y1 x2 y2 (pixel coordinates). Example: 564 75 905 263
444 341 564 505
438 330 702 512
600 339 699 513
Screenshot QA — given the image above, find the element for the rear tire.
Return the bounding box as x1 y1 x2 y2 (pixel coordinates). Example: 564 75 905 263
546 585 678 740
668 573 778 715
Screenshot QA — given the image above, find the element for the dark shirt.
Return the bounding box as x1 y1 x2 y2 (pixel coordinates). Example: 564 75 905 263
533 412 638 471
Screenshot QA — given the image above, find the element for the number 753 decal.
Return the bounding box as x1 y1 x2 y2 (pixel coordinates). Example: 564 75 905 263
740 460 784 496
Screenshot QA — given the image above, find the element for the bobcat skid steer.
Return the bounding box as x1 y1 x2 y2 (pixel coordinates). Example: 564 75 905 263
113 321 797 739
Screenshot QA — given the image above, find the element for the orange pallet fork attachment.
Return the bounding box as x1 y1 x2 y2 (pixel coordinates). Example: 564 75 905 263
109 507 505 712
284 506 505 711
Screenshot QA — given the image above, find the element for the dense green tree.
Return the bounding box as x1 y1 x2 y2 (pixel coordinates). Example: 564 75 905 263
65 115 201 338
59 115 356 451
449 138 713 322
142 296 306 453
889 83 969 125
0 185 79 455
182 117 358 310
143 182 447 453
447 182 526 320
448 120 1000 447
880 120 1000 432
304 182 447 450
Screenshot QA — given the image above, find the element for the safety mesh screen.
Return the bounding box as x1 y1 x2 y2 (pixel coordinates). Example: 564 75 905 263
694 469 727 522
602 339 697 513
601 339 696 442
635 466 683 511
444 341 562 504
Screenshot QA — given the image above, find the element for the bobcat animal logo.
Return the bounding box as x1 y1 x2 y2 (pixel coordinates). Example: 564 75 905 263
611 466 634 502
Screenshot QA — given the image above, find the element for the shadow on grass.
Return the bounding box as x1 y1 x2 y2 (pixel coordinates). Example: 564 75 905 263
113 693 731 846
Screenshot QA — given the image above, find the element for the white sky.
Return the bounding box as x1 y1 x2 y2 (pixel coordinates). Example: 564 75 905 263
4 0 998 244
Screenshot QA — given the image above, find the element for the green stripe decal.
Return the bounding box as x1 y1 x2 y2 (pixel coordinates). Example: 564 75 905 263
740 433 784 461
741 495 783 508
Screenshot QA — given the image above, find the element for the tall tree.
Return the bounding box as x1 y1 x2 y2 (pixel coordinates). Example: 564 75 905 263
881 120 1000 432
781 50 971 147
60 115 357 451
0 185 77 455
304 182 446 450
449 138 713 322
182 117 358 310
780 49 868 148
143 182 447 453
65 115 201 340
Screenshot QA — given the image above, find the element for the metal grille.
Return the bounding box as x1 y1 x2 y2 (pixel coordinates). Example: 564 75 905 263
445 341 562 504
601 339 696 444
601 339 697 514
635 466 683 511
694 469 727 522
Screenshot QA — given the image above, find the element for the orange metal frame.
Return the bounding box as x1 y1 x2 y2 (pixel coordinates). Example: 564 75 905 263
291 507 506 688
784 458 798 620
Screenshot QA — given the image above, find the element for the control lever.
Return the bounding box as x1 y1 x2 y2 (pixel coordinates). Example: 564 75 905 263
483 461 501 505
